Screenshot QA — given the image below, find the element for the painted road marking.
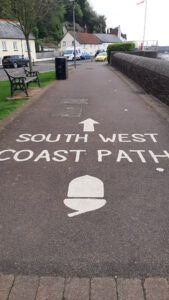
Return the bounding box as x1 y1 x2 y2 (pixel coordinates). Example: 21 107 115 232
156 168 165 172
0 124 167 218
1 132 169 164
62 98 88 105
79 118 100 132
64 175 106 217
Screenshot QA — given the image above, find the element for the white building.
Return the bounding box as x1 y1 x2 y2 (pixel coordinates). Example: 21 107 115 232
0 19 36 65
59 31 101 55
59 28 127 55
94 26 127 50
94 33 122 51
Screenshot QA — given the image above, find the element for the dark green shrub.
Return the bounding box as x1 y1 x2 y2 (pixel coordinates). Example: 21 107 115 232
107 42 135 63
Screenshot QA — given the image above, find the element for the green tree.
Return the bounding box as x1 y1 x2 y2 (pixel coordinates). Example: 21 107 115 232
64 1 83 25
0 0 61 71
74 0 106 33
0 0 107 58
62 0 106 33
37 4 65 43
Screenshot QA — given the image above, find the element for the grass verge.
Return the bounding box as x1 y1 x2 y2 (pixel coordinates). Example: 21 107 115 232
30 70 55 88
0 70 56 120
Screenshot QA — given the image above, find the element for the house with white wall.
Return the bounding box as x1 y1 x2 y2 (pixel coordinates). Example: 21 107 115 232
94 33 122 51
59 31 101 55
0 19 36 65
59 27 127 55
94 26 127 50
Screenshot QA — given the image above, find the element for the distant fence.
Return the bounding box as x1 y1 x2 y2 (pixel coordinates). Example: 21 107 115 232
133 40 158 51
110 52 169 105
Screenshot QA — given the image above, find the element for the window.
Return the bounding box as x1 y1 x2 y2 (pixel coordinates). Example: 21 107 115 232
2 41 7 51
63 41 66 47
24 42 28 52
13 41 18 51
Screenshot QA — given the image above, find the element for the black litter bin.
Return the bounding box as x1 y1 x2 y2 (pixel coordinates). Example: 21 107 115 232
55 57 67 80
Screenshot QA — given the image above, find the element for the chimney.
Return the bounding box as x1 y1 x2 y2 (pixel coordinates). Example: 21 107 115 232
84 24 87 33
109 28 118 36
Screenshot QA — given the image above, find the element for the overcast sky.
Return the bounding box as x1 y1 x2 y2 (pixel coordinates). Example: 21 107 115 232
89 0 168 46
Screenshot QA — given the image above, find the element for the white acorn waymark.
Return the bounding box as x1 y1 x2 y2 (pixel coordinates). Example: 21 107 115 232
64 175 106 217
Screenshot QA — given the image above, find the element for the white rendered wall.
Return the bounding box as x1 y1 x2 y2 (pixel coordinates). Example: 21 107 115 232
0 38 36 64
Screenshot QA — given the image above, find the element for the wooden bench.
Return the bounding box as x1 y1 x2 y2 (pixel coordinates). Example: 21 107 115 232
4 68 40 97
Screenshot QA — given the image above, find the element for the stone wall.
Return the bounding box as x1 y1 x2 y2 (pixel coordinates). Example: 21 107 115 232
110 52 169 105
36 50 58 59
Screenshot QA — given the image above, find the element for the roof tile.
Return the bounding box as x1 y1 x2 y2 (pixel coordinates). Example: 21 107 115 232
0 20 35 40
69 31 101 45
94 34 122 43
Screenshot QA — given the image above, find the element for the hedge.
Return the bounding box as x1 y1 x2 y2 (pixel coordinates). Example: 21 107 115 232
107 42 135 63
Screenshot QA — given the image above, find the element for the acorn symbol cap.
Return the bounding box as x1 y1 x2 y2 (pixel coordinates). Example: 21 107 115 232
67 175 104 198
64 175 106 217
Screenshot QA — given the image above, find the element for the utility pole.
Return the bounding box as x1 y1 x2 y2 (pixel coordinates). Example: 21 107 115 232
70 0 76 69
143 0 147 50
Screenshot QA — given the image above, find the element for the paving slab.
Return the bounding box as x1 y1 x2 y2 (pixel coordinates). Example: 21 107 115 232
117 278 144 300
0 274 14 300
144 278 169 300
8 276 39 300
36 276 64 300
64 278 89 300
91 277 117 300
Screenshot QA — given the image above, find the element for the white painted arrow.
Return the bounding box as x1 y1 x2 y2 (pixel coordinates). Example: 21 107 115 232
79 118 100 132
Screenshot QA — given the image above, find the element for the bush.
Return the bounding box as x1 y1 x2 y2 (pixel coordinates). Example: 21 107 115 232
107 42 135 63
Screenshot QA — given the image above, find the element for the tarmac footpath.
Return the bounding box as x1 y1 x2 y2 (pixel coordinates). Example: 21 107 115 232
0 62 169 299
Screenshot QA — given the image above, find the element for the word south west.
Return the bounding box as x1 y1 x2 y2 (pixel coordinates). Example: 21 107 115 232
15 133 159 143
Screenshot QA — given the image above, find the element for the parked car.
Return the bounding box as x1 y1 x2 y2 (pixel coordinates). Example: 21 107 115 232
95 52 107 62
80 52 91 60
63 47 82 61
2 55 29 68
